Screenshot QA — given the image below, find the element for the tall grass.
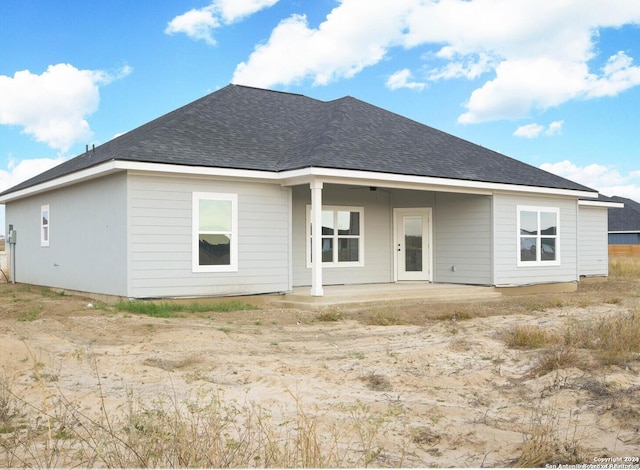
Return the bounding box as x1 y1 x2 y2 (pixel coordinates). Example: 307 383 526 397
501 309 640 372
609 255 640 280
501 325 561 349
0 375 406 468
565 308 640 365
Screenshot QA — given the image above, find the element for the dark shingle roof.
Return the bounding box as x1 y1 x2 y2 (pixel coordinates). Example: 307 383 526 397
1 84 595 196
608 196 640 232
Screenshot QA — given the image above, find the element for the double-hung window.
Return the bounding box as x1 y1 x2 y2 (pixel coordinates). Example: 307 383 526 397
517 206 559 266
192 193 238 272
306 205 364 267
41 205 50 247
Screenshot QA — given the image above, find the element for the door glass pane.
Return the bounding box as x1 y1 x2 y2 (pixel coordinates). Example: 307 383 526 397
199 234 230 265
404 217 423 272
520 211 537 235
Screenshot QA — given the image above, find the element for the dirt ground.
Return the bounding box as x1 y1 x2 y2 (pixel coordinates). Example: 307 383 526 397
1 281 639 467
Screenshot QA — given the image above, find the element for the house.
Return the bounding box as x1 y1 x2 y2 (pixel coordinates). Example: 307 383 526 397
607 196 640 245
604 195 640 256
0 84 618 298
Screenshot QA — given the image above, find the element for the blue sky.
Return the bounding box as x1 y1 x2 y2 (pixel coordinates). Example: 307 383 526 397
2 0 640 235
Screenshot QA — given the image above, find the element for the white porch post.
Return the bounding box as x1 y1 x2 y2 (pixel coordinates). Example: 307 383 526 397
310 180 324 296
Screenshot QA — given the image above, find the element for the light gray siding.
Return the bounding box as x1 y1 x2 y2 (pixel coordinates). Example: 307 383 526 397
493 193 578 286
5 173 128 295
578 205 609 277
128 174 290 298
292 184 393 286
292 186 495 287
433 193 492 285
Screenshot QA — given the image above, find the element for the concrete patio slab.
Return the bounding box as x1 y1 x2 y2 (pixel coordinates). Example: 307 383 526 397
269 282 502 309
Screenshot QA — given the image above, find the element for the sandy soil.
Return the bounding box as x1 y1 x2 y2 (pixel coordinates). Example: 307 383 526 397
1 283 639 467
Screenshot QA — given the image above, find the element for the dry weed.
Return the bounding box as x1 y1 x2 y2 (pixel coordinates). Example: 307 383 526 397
360 373 393 391
566 309 640 365
528 347 583 377
609 255 640 280
501 324 562 349
515 405 583 467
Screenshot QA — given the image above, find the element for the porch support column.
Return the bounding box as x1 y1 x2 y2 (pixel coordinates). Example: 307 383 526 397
310 180 324 296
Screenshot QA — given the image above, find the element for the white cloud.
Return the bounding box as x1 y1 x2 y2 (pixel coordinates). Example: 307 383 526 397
231 0 640 122
514 123 544 138
587 51 640 98
514 120 563 138
541 160 640 200
427 52 496 81
216 0 280 23
546 120 564 136
386 69 426 91
0 64 131 152
0 156 66 194
232 0 409 87
165 0 279 45
165 8 220 45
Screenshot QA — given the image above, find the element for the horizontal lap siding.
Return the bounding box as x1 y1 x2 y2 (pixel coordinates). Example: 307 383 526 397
578 206 608 276
292 184 392 286
128 174 290 298
433 193 492 285
5 173 128 296
493 193 578 286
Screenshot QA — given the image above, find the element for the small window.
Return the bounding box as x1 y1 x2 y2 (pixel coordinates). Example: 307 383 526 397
517 206 559 266
41 205 50 247
192 193 237 272
306 206 364 267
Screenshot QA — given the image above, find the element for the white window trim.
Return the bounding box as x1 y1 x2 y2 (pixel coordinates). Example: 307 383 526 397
517 205 560 267
305 205 364 268
192 192 238 273
41 204 50 247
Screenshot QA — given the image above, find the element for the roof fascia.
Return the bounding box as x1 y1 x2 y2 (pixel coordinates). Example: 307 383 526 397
279 167 597 198
0 161 598 203
0 161 121 203
579 200 624 208
116 161 280 181
0 161 281 203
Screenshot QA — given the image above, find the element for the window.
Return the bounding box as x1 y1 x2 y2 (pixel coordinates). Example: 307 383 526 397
306 206 364 267
41 205 50 247
192 193 237 272
517 206 559 266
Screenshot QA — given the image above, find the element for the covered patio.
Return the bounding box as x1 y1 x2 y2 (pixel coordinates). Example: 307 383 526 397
270 282 502 309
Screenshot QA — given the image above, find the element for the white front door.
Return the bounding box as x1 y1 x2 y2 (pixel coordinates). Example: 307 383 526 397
394 208 432 281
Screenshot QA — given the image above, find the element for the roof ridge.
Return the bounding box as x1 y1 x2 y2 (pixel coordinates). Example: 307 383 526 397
231 83 306 98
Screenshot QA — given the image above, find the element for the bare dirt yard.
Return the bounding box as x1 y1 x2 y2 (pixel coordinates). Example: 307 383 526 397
1 267 639 468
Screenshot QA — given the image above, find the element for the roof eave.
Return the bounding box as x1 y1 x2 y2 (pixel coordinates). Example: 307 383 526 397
0 161 598 204
579 200 625 208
